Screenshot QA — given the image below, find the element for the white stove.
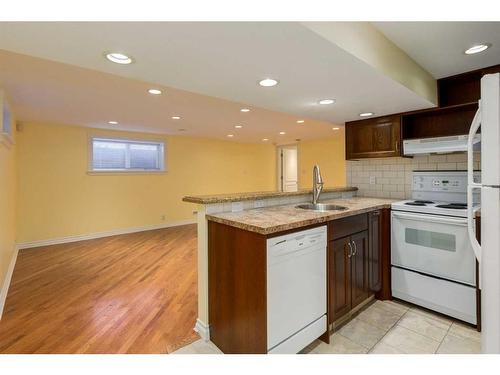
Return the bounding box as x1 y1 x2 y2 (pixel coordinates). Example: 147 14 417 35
392 199 480 218
391 171 480 325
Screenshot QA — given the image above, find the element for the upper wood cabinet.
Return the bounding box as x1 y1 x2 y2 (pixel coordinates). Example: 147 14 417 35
345 115 401 160
437 64 500 107
344 65 500 153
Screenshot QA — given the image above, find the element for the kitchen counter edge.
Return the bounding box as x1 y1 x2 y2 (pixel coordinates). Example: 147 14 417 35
182 187 358 204
206 198 394 236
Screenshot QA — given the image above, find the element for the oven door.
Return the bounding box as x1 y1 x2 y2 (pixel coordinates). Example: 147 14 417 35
391 211 476 285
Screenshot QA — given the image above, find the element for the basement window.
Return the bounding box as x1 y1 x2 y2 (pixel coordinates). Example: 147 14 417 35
89 137 165 173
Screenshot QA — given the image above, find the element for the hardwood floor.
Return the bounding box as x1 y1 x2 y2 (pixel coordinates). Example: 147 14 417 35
0 224 199 354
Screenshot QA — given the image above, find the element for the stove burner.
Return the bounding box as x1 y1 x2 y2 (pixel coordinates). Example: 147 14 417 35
436 203 467 209
404 200 435 206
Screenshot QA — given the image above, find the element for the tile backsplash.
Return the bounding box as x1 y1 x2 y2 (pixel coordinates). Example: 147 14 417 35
346 153 481 199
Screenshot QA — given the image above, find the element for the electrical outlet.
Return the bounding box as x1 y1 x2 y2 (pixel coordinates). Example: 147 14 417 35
192 210 198 215
369 176 376 185
160 214 166 221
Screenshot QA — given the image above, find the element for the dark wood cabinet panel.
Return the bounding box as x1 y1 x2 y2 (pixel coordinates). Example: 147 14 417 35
402 102 478 140
345 115 401 160
209 209 392 352
350 231 369 308
208 221 268 354
376 208 392 300
329 237 351 322
329 213 368 240
368 210 382 293
438 64 500 107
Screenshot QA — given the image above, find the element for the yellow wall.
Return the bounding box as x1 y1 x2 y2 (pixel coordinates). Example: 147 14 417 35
0 94 17 293
298 128 346 189
16 122 277 243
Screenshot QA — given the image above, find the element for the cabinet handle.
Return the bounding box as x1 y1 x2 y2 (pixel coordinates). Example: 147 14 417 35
347 242 353 258
351 240 357 256
371 211 380 216
395 141 399 152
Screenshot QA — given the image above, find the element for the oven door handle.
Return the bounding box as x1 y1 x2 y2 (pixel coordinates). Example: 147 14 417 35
392 211 468 226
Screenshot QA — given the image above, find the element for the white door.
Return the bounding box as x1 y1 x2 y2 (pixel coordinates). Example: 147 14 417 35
278 145 298 192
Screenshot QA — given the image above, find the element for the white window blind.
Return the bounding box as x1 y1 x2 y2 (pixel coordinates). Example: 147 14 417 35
90 137 165 172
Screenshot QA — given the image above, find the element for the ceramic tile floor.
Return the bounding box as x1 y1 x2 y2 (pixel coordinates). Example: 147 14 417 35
172 300 481 354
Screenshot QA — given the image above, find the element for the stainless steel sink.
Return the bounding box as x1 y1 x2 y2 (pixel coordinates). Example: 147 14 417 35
296 203 348 212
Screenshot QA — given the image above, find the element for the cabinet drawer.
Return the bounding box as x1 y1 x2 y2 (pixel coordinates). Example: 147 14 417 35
329 214 368 240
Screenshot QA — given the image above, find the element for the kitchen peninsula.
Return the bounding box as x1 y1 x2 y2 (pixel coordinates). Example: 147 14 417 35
183 188 395 353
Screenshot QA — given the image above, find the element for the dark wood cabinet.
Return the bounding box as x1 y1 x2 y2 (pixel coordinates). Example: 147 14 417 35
345 115 401 160
401 102 478 140
328 230 369 322
437 64 500 107
328 213 372 322
344 65 500 149
368 210 382 293
350 231 369 308
329 237 351 320
208 208 391 352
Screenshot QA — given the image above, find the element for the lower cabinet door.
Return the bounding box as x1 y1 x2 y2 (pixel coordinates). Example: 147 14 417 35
368 211 382 292
350 231 369 308
329 237 351 322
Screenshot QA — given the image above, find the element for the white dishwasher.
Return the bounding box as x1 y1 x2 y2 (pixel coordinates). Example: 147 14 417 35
267 225 327 354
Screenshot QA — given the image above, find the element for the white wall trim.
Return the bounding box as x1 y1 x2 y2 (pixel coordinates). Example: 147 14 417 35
16 219 197 250
0 245 19 320
194 318 210 341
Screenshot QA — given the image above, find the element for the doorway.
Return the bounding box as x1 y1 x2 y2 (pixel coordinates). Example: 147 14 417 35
277 145 298 192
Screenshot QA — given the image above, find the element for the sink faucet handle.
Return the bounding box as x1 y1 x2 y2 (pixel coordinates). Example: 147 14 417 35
312 165 324 204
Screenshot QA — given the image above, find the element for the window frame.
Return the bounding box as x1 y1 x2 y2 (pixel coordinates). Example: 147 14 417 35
88 136 166 174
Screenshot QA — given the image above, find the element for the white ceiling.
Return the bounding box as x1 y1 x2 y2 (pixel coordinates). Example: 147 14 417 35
0 50 341 143
0 22 433 133
373 22 500 78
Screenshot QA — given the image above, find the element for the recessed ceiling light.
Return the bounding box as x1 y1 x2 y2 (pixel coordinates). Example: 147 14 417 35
359 112 374 117
171 116 181 120
105 52 133 65
465 44 490 55
262 138 269 142
227 134 234 138
235 125 243 129
296 120 305 124
332 127 340 131
148 89 162 95
279 131 286 135
259 78 279 87
319 99 335 105
108 121 118 125
240 108 250 112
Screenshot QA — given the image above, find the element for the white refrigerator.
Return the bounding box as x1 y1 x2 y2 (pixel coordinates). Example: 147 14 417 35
467 73 500 354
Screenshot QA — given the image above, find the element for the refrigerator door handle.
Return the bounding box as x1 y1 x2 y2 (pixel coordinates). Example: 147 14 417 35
467 104 482 264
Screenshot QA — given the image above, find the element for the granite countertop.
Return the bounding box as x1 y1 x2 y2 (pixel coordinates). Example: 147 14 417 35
182 186 357 204
206 197 396 235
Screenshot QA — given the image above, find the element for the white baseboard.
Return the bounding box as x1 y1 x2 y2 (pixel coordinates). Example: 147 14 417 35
16 219 197 250
194 318 210 341
0 245 19 319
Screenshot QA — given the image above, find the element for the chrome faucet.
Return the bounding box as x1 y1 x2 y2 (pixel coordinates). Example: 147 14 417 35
312 165 324 204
